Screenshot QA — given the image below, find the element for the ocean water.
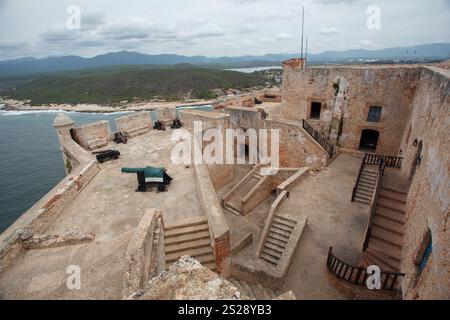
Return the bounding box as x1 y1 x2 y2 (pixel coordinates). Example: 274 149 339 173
0 105 212 233
226 66 282 73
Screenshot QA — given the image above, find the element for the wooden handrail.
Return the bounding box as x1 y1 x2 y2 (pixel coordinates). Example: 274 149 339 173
326 247 405 291
302 119 334 158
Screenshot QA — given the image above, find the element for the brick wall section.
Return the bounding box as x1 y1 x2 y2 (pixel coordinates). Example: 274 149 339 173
281 64 421 154
398 67 450 300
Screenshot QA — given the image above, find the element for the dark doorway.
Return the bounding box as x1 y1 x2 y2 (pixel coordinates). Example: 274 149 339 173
310 102 322 119
359 129 379 151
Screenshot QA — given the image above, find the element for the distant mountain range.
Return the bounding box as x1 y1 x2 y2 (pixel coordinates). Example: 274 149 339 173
1 43 449 75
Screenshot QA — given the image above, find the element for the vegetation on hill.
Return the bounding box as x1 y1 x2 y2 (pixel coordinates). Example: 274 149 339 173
0 65 269 105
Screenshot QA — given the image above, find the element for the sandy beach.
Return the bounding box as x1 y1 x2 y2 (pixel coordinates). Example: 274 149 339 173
0 98 217 113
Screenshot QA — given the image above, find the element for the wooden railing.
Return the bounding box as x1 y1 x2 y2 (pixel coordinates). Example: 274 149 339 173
326 247 405 291
362 160 386 251
302 119 334 158
351 153 403 202
365 153 403 168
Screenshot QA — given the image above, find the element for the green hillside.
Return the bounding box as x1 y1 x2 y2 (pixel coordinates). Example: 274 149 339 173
0 65 268 105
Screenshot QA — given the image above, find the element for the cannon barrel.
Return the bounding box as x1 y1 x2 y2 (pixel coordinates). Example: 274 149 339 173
121 167 146 174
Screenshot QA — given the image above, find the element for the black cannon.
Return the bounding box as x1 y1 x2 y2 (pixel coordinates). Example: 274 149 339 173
171 118 182 129
121 166 173 192
153 120 166 131
113 132 128 144
93 149 120 163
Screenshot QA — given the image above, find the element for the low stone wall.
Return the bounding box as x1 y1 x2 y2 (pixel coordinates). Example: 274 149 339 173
194 161 231 277
71 120 111 150
0 159 100 273
122 209 165 299
223 106 265 130
156 108 176 125
179 109 230 131
116 112 152 138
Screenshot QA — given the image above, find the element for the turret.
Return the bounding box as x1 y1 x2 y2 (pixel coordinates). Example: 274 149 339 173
53 113 75 174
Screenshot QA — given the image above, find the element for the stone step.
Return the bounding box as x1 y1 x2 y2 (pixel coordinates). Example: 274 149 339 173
358 181 376 189
264 242 284 254
165 238 211 254
165 230 210 246
364 248 400 272
354 195 371 205
371 226 403 248
378 189 407 203
267 232 289 243
357 184 376 193
377 197 405 214
273 216 296 229
355 188 374 198
224 203 242 216
375 207 405 224
362 170 378 177
166 246 213 263
368 238 402 262
355 191 372 201
373 215 404 235
164 223 209 238
379 186 408 196
270 225 292 238
362 252 398 273
274 215 297 227
272 222 294 233
266 237 287 250
262 247 282 260
360 173 378 180
165 217 207 232
260 252 279 265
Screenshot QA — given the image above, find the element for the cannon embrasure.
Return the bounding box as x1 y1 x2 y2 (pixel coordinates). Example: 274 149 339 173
121 166 173 192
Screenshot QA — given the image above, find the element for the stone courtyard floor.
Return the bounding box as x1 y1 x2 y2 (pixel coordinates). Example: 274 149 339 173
221 153 397 299
0 129 203 299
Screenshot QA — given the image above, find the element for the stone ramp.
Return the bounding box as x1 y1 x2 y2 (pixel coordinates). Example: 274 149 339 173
222 166 272 216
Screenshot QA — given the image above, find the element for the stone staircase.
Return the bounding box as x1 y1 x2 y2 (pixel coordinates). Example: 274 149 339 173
353 165 379 205
260 215 297 266
164 217 216 271
361 186 407 272
229 278 276 300
223 172 265 216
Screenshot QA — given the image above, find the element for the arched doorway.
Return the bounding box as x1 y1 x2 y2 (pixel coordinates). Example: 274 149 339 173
359 129 379 151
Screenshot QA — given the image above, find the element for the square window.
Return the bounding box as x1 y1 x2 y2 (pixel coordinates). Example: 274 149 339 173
368 106 382 122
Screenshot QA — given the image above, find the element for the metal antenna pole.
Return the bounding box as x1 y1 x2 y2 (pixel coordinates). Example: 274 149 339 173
305 38 308 67
300 6 305 59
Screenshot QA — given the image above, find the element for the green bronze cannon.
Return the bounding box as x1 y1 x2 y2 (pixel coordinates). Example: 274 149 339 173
121 166 173 192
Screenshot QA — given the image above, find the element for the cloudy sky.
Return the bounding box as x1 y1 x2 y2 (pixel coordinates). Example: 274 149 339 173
0 0 449 60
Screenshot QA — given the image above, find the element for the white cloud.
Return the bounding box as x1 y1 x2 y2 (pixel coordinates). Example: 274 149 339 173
276 32 295 40
319 27 340 35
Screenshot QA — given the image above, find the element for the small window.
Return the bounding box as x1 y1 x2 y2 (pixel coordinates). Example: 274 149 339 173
419 230 432 274
367 106 382 122
310 102 322 120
